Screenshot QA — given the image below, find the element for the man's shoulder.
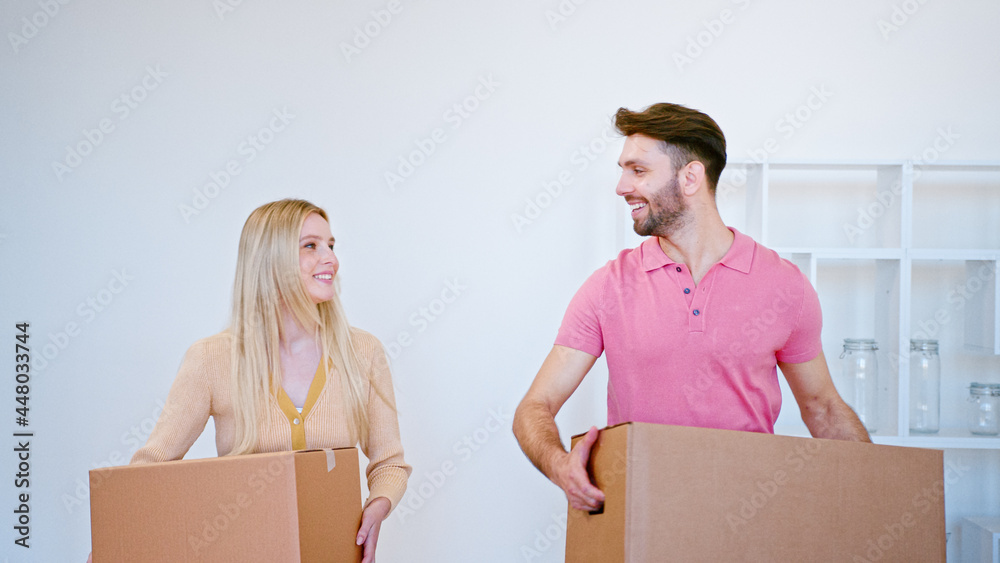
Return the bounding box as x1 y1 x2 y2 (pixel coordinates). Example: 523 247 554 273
574 241 648 296
602 238 654 276
735 235 813 312
742 234 805 281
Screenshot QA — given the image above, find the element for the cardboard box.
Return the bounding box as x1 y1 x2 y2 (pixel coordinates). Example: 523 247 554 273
565 423 945 562
90 448 362 562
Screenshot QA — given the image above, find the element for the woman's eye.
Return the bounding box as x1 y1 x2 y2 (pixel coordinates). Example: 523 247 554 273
304 243 315 249
328 244 335 251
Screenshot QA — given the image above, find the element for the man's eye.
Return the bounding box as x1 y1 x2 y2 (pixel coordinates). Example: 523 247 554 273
329 244 335 251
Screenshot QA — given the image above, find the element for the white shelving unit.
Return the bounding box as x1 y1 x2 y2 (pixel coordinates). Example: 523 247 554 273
619 159 1000 450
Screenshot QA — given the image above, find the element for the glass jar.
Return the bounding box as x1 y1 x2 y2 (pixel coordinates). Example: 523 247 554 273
909 339 940 434
841 338 879 433
968 383 1000 436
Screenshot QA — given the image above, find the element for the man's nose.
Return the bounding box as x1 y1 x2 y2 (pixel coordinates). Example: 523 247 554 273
615 174 631 196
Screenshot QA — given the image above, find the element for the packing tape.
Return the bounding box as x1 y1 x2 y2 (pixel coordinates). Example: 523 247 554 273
326 450 337 472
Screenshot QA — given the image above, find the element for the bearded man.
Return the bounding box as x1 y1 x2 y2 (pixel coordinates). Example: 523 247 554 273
512 103 870 512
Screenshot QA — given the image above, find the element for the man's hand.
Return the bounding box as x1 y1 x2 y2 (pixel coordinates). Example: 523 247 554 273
551 426 605 511
356 496 391 563
513 346 600 503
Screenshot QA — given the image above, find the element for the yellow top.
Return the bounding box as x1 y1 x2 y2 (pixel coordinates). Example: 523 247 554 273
130 327 410 511
275 359 328 450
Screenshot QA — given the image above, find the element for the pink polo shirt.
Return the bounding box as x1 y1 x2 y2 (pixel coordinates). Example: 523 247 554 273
555 228 822 434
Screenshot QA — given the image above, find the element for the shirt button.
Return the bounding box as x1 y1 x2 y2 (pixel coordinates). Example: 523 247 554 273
293 418 300 425
684 288 691 294
675 266 682 272
693 309 700 316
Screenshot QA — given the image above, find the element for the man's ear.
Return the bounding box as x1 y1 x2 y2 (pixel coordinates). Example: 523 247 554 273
680 160 706 197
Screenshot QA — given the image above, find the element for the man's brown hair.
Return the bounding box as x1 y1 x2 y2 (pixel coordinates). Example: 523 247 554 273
614 103 727 192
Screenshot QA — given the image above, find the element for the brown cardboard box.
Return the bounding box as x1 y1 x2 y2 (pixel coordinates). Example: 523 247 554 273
566 423 945 563
90 448 362 562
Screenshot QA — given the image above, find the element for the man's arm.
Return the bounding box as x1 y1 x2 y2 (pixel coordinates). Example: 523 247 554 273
513 345 605 511
780 351 871 442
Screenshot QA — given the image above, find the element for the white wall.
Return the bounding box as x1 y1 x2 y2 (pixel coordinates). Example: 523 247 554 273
1 1 997 561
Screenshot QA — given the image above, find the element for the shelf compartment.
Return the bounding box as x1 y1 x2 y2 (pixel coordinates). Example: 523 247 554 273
716 163 764 240
964 260 999 354
774 247 904 260
764 164 903 250
911 258 999 356
909 259 1000 441
911 165 1000 250
873 430 1000 450
775 428 1000 450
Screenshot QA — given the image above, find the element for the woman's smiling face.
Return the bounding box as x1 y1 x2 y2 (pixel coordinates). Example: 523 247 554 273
298 212 338 304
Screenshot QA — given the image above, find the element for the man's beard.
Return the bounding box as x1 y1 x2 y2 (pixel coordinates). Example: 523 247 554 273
633 176 689 237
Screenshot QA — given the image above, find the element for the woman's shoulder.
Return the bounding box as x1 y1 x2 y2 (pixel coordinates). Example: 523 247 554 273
183 330 232 362
349 326 382 348
348 326 387 359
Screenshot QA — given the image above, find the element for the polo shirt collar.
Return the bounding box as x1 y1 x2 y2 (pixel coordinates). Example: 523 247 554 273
640 237 674 272
640 227 754 274
719 227 754 274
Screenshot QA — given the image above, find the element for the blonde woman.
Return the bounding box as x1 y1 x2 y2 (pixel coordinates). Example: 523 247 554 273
123 199 409 561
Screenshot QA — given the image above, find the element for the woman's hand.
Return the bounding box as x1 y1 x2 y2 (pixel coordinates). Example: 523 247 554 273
356 496 391 563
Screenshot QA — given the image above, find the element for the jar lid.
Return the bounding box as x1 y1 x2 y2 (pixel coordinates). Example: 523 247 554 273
909 339 939 352
970 383 1000 396
843 338 878 351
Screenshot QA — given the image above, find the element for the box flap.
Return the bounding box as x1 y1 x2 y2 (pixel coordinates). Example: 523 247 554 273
289 447 345 472
294 448 363 562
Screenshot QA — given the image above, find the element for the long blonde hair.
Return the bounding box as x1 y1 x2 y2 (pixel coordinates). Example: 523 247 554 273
226 199 370 455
